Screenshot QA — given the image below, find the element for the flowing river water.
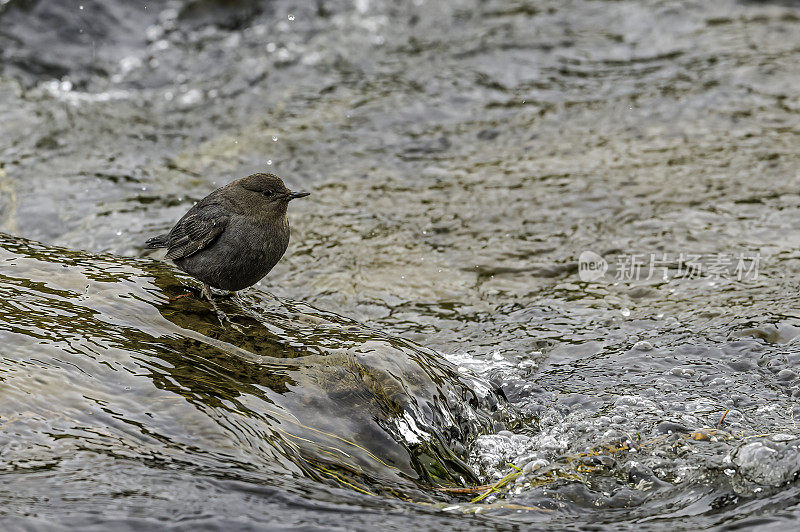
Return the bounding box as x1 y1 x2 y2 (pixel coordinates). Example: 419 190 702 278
2 0 800 529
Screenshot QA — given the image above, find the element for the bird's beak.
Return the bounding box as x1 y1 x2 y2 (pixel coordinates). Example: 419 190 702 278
288 191 310 200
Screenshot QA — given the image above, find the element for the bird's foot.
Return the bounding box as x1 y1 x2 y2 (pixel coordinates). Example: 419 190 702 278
212 306 247 333
205 289 248 332
206 297 229 327
168 292 193 302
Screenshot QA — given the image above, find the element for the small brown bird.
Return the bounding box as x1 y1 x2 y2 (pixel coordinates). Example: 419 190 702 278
145 173 309 299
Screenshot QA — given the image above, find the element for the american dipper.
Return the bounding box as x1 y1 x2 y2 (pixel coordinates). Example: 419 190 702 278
145 173 309 299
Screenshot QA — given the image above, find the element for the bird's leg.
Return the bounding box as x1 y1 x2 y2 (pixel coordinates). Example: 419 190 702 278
204 287 248 332
202 283 213 300
202 284 229 326
207 295 229 327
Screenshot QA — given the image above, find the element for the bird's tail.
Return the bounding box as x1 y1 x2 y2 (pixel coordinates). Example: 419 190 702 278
145 234 169 248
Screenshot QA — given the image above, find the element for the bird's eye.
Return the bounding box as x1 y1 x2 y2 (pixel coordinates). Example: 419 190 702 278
262 190 273 197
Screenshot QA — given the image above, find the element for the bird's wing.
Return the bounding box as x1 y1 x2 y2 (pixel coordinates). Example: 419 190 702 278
164 200 230 260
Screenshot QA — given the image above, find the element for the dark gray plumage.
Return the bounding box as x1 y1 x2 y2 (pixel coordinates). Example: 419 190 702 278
145 173 309 299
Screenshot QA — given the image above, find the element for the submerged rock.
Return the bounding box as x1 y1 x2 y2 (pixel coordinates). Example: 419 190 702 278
727 438 800 495
0 233 507 499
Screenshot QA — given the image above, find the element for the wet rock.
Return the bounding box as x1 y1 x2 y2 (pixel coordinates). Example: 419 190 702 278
729 439 800 488
734 323 800 345
655 421 688 436
728 359 756 372
522 458 549 475
0 233 509 498
602 488 646 508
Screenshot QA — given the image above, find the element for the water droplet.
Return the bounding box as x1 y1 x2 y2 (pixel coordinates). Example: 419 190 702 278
267 160 273 165
79 5 84 9
115 230 122 236
272 136 278 142
621 308 631 317
234 139 238 144
288 14 295 21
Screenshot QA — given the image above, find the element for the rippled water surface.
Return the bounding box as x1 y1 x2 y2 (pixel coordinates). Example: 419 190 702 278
2 0 800 529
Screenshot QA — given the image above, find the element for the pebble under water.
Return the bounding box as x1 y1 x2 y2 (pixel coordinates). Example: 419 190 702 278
2 0 800 530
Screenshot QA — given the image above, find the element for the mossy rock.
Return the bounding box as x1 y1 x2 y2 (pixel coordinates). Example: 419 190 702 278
0 233 510 499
